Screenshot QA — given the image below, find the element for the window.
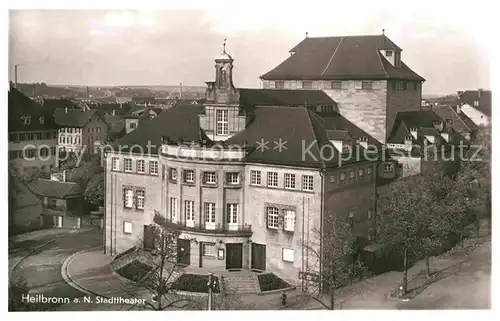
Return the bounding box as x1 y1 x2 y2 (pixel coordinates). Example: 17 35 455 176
284 173 296 189
35 132 42 140
329 175 336 183
348 212 354 228
384 163 394 173
27 133 34 141
204 172 217 184
330 81 342 90
358 168 364 177
367 167 372 175
124 158 132 172
216 109 229 135
21 115 31 125
203 243 216 257
149 160 158 175
227 204 238 224
185 200 195 225
136 190 145 209
267 172 278 187
474 100 479 107
130 122 136 129
302 175 314 191
349 170 355 179
40 147 49 157
340 172 346 181
123 221 132 234
362 81 373 90
170 198 177 222
169 168 177 181
68 128 73 134
137 160 145 173
367 210 372 220
25 148 36 158
386 50 393 57
226 172 240 185
204 203 216 227
250 170 261 186
184 170 195 183
402 82 407 90
302 81 313 89
111 157 119 171
275 80 285 89
368 229 373 241
282 248 294 263
267 207 279 229
124 189 134 208
284 210 295 232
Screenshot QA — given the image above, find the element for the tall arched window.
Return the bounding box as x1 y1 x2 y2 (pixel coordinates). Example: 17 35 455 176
219 68 226 87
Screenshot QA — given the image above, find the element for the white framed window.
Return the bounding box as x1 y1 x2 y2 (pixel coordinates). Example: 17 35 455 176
136 190 145 209
170 197 177 222
362 81 373 90
284 210 296 232
340 172 346 181
250 170 261 186
284 173 296 189
275 80 285 89
367 210 372 220
124 158 132 172
386 50 393 57
474 100 479 107
302 175 314 191
282 248 294 263
137 160 145 173
302 81 313 89
367 167 372 175
204 202 216 229
112 157 119 171
185 200 195 227
226 172 240 184
267 172 278 188
358 168 364 177
384 163 394 173
149 160 158 175
267 207 279 229
350 170 355 179
216 109 229 135
184 170 195 183
169 168 177 181
123 221 132 234
330 81 342 90
203 172 217 184
124 189 134 208
226 204 238 224
203 243 216 257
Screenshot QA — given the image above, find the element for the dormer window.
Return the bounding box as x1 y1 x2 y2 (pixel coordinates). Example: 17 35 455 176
39 116 44 124
275 81 285 89
385 50 393 57
21 114 31 125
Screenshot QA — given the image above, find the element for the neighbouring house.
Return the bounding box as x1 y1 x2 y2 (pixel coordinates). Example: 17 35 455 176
457 89 491 127
260 32 425 144
431 104 477 141
28 178 85 229
105 47 378 288
54 107 109 154
124 107 164 134
132 96 156 106
8 87 59 170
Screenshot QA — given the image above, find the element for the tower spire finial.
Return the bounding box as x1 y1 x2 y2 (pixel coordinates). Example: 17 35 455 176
223 38 227 53
382 28 385 35
306 32 308 38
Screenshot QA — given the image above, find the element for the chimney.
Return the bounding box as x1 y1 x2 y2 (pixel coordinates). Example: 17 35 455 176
404 135 413 147
478 88 483 98
62 170 66 182
112 109 115 116
409 127 418 140
432 120 443 132
65 106 68 114
86 86 90 101
456 105 461 114
180 82 183 99
32 83 36 98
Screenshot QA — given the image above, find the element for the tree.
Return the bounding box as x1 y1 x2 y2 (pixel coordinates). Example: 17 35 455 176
302 212 366 309
9 276 53 311
376 175 445 294
83 168 105 208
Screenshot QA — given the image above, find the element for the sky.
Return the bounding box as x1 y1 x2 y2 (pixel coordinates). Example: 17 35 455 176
8 1 494 95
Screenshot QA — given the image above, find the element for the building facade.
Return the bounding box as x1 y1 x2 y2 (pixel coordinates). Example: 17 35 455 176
105 49 378 286
260 34 425 144
8 88 58 170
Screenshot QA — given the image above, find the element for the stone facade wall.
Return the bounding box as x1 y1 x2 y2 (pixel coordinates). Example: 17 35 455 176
386 81 422 140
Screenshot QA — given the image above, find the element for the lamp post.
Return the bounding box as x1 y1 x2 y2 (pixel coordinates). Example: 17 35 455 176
207 273 218 310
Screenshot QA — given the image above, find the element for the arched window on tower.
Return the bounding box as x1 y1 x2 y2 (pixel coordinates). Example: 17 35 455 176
219 68 226 87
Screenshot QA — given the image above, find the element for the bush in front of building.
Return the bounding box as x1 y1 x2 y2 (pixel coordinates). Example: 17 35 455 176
257 273 291 292
116 259 153 283
170 273 220 294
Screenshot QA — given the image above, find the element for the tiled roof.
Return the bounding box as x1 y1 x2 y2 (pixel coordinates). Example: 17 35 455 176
261 35 424 81
28 179 82 199
115 104 208 155
458 90 491 117
317 113 381 147
457 112 478 132
431 105 476 133
41 98 81 113
238 88 335 108
388 110 443 144
96 103 133 116
8 88 58 132
326 129 350 141
53 108 103 128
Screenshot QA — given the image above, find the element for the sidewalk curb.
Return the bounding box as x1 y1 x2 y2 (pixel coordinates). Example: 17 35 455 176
61 246 110 299
9 238 56 278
